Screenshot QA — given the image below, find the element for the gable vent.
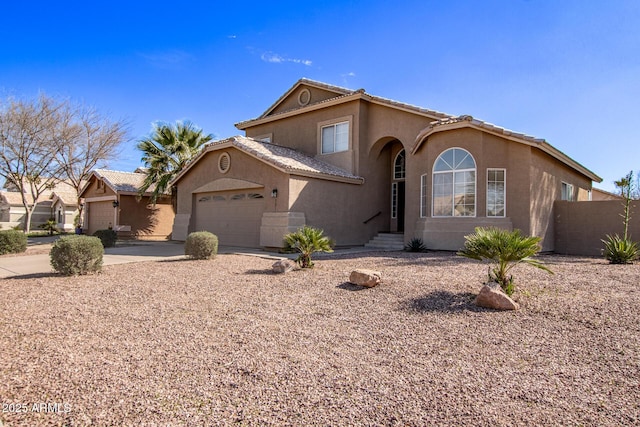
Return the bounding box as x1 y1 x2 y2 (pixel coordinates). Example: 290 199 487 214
218 152 231 173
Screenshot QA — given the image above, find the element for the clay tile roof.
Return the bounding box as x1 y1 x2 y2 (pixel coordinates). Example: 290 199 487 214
1 180 78 206
93 169 157 194
225 136 363 182
174 136 364 185
235 78 451 129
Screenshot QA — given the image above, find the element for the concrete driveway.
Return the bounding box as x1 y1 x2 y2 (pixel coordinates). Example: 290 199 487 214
0 241 187 279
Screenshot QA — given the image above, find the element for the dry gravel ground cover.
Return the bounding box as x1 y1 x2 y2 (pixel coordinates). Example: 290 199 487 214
0 251 638 426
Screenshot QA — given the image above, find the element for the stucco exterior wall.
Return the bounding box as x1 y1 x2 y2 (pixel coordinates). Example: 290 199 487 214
529 150 592 251
118 195 173 240
555 200 639 256
288 176 378 246
408 129 527 250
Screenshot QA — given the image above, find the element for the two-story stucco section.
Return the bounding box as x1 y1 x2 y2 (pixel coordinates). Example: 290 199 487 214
171 79 601 251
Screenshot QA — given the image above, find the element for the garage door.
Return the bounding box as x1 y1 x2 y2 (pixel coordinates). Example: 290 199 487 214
87 200 115 235
194 191 266 247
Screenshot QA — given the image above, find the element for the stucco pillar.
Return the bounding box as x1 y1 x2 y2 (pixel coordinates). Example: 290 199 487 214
171 213 191 241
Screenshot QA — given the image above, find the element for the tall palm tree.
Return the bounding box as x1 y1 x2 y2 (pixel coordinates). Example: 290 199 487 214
137 120 213 204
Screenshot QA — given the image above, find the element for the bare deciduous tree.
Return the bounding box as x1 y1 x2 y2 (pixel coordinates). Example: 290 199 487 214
55 105 130 227
0 94 129 232
0 95 67 232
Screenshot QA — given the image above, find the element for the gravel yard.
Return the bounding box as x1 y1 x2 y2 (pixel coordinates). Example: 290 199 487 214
1 251 638 426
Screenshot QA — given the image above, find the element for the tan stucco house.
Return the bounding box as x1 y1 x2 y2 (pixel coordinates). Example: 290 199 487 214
1 180 79 231
79 169 174 239
171 79 601 251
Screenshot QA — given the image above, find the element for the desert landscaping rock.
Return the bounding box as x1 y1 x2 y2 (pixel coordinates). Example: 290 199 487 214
349 268 382 287
1 251 639 426
272 259 296 274
474 283 520 310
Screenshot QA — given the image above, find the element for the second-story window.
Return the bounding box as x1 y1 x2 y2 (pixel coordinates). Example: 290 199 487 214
321 121 349 154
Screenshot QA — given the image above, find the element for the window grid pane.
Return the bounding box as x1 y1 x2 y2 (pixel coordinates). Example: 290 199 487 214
391 183 398 218
487 169 505 217
321 122 349 154
420 175 427 217
432 148 476 217
394 150 406 179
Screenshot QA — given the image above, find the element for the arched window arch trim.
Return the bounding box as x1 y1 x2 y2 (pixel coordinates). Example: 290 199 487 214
393 149 406 180
431 147 476 217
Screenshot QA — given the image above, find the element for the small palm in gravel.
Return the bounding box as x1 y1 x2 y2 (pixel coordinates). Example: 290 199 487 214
458 227 552 296
284 225 334 268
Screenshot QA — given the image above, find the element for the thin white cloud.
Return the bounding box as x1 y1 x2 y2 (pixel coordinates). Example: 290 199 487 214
260 51 312 66
341 72 356 85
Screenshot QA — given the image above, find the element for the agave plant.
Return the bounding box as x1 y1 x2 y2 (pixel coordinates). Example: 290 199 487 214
458 227 553 296
283 225 334 268
602 234 639 264
405 237 427 252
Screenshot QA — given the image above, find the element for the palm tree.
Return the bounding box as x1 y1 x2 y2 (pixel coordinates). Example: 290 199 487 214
458 227 552 295
137 120 213 204
284 226 334 268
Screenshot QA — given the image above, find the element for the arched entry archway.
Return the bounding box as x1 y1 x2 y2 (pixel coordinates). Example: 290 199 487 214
369 137 407 234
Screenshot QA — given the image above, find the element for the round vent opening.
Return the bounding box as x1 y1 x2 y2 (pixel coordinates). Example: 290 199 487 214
218 152 230 173
297 88 311 106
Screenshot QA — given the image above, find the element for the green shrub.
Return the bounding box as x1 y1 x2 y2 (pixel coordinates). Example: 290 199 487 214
405 237 427 252
185 231 218 260
602 234 639 264
0 230 28 255
458 227 553 296
93 229 118 248
50 235 104 276
283 225 334 268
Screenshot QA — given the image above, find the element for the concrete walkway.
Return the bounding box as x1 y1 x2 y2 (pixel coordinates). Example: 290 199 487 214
0 237 378 279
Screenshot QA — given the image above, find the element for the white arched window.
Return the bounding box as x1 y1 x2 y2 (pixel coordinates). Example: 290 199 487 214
393 149 405 179
432 148 476 217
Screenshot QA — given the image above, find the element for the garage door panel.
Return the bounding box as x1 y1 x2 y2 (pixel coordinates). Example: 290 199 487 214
194 192 265 247
88 201 114 235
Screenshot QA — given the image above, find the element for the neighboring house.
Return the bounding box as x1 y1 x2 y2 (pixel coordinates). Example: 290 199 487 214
0 180 79 231
50 188 82 232
591 187 624 201
79 169 174 239
171 78 601 251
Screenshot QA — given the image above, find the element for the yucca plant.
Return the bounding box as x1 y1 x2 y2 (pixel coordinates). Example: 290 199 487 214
602 234 639 264
405 237 427 252
283 225 334 268
458 227 553 296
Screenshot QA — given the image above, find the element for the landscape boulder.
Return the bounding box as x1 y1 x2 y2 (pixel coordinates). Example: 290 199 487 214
272 259 296 274
349 269 382 288
474 283 520 310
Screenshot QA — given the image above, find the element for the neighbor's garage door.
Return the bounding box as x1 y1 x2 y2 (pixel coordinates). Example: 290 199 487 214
194 191 266 247
87 200 114 235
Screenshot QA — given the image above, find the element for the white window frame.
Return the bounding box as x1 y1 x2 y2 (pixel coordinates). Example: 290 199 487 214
561 182 574 201
393 149 406 180
432 148 477 218
486 168 506 218
391 182 398 219
318 116 352 155
254 133 272 143
420 174 428 218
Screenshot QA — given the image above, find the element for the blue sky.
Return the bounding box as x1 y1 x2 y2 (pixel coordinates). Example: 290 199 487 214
1 0 638 192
